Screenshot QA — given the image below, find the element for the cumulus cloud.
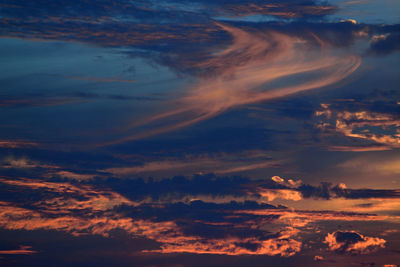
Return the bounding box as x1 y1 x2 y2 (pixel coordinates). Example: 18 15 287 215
271 176 302 188
324 231 386 254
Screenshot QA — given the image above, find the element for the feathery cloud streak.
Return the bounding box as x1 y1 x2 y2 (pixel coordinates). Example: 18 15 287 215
111 23 361 143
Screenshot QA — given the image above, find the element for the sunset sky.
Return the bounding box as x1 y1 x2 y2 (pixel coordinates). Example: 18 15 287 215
0 0 399 266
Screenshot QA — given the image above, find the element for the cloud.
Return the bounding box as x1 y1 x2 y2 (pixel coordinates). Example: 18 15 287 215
249 176 400 201
1 157 59 169
338 156 400 175
101 152 280 177
51 170 94 181
236 209 388 228
271 176 302 188
217 2 337 19
107 23 360 143
0 93 157 108
0 0 398 72
256 189 302 201
76 174 400 204
0 96 77 107
0 176 397 259
0 177 136 212
0 177 304 257
350 199 400 213
1 157 41 169
327 145 392 152
315 105 400 149
298 181 400 200
66 75 136 83
0 140 39 148
71 92 160 101
324 231 386 254
0 245 37 255
0 0 338 24
153 228 302 257
314 255 324 261
369 32 400 55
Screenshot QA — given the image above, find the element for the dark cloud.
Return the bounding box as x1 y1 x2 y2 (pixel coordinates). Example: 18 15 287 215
93 175 252 200
1 0 399 81
0 175 397 264
0 0 337 22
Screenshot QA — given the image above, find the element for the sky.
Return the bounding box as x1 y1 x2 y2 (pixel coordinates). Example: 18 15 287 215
0 0 399 266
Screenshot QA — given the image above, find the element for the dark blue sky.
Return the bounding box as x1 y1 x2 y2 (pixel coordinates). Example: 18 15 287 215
0 0 399 266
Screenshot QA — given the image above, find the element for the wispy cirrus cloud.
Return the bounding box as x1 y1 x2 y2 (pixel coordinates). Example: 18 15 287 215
107 23 361 143
218 2 337 18
0 96 77 107
0 245 37 255
101 151 280 177
0 140 39 148
0 157 54 169
338 155 400 175
66 75 136 83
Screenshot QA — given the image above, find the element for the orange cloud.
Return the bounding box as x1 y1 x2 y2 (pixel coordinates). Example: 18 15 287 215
314 255 324 261
1 177 394 258
257 189 302 201
105 23 361 144
327 145 392 152
0 246 37 255
271 176 302 188
236 209 388 227
150 227 301 257
324 231 386 254
156 235 301 257
316 106 400 149
0 178 303 256
0 178 136 213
